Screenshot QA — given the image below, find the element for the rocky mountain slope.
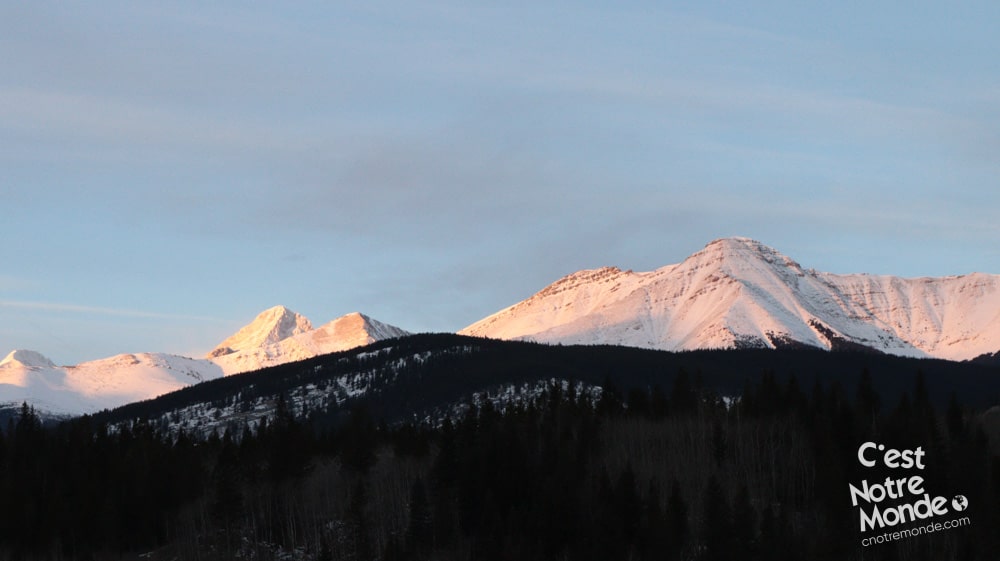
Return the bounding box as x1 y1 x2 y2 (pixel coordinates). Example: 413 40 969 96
461 237 1000 361
208 307 410 375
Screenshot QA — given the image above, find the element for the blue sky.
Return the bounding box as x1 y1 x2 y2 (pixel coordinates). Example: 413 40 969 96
3 2 1000 364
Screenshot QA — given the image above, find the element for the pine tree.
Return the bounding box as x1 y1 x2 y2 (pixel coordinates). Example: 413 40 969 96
641 478 668 559
671 369 697 415
650 384 670 419
711 420 726 467
210 430 244 553
757 505 782 561
855 368 880 433
946 391 965 440
700 475 733 561
597 377 624 417
732 484 757 557
616 463 641 545
405 477 433 559
627 388 650 417
340 404 377 475
347 478 373 561
666 479 688 559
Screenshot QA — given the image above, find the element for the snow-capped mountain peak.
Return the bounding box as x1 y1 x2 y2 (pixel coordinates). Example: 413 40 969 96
681 237 805 273
2 306 408 416
1 349 57 370
309 312 410 348
461 237 1000 361
0 350 224 416
207 309 410 375
208 305 312 358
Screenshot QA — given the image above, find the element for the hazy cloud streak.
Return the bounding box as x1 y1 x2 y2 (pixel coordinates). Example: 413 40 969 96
0 300 230 323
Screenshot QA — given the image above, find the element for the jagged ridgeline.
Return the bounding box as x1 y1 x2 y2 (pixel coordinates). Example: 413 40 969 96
93 333 1000 435
8 238 1000 419
461 237 1000 361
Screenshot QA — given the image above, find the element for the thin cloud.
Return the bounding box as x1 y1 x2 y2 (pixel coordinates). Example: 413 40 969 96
0 87 309 161
0 300 229 323
0 275 35 292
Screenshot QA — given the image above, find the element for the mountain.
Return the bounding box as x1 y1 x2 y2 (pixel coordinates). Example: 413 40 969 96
208 305 313 358
460 237 1000 361
0 307 408 416
6 237 999 418
208 309 410 375
0 349 222 416
49 334 1000 560
96 334 1000 439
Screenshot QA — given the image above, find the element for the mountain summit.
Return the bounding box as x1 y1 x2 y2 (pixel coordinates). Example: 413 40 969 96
208 305 313 358
1 307 408 415
208 309 410 375
460 237 1000 360
0 349 223 416
0 349 57 370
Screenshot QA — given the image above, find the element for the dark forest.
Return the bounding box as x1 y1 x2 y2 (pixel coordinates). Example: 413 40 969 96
1 340 998 560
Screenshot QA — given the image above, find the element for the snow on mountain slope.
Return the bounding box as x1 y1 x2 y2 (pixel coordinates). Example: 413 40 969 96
208 305 313 358
827 272 1000 360
208 311 410 375
460 237 1000 361
0 349 223 415
2 308 408 415
65 353 223 408
0 350 57 370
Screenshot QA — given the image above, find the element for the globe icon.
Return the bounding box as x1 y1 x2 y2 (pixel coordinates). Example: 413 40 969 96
952 495 968 511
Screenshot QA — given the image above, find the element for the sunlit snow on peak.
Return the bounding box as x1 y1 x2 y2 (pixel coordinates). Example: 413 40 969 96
461 238 1000 361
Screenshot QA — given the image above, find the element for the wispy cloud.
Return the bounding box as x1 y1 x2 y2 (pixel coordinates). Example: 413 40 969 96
0 275 35 292
0 87 311 162
0 300 229 323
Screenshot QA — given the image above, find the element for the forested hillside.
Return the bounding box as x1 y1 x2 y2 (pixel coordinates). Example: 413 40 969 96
1 352 997 560
92 334 1000 438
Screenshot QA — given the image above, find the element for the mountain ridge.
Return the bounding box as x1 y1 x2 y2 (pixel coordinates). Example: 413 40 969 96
460 237 1000 361
0 309 408 415
5 236 999 416
208 305 313 358
209 310 410 375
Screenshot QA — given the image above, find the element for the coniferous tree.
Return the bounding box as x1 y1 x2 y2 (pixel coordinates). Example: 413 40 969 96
757 504 778 560
405 477 433 559
641 478 668 559
732 484 757 558
597 377 624 417
616 462 641 545
672 369 697 415
650 384 670 419
667 478 688 559
340 404 377 475
946 391 965 440
700 475 733 561
347 478 373 561
210 429 244 550
627 387 651 417
711 420 726 467
856 368 880 432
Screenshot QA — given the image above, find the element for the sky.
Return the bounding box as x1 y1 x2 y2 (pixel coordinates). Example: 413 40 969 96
3 1 1000 365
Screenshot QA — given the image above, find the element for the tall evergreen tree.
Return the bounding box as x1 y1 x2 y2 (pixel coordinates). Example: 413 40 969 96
671 368 697 414
667 478 688 560
700 475 733 561
732 484 757 557
406 477 433 559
